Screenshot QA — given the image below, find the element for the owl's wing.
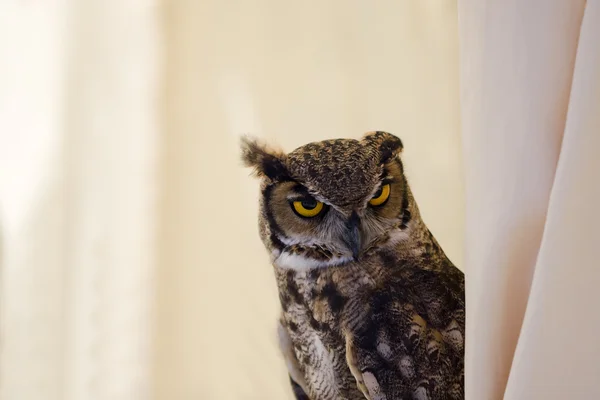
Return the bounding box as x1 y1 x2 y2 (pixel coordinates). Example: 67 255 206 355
344 323 463 400
343 270 465 400
277 319 311 399
289 376 311 400
345 333 387 400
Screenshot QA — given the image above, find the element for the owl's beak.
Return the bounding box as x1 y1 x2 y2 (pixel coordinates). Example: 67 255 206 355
343 211 361 261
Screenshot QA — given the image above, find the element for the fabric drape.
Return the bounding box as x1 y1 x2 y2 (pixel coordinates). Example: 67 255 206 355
459 0 600 398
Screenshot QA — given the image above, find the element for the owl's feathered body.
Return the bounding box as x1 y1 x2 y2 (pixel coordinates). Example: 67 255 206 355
242 132 464 400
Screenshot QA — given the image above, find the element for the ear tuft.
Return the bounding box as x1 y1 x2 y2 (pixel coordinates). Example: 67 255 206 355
362 131 403 162
240 136 289 180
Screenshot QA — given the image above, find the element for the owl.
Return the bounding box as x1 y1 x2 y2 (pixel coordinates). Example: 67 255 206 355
241 131 464 400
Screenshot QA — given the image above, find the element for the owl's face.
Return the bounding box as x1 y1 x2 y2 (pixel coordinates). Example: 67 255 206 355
242 131 411 270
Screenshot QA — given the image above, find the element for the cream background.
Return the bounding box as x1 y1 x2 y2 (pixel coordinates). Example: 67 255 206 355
156 2 463 399
0 1 463 399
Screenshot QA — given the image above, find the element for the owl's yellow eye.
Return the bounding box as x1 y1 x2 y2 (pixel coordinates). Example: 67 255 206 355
292 198 324 218
369 183 391 206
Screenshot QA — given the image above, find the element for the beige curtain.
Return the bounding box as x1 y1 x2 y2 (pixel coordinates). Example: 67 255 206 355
459 0 600 399
0 1 159 400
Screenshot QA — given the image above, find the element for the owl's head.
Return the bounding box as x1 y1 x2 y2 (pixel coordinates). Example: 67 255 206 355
241 131 415 271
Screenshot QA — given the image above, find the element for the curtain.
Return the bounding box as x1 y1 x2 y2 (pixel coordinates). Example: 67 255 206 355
459 0 600 398
0 2 159 400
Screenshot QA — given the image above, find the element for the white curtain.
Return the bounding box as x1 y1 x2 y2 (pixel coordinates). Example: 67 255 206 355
0 1 158 400
460 0 600 399
1 0 598 399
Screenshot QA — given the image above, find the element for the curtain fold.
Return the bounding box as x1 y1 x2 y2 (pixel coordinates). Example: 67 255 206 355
459 0 599 398
504 1 600 398
0 2 159 400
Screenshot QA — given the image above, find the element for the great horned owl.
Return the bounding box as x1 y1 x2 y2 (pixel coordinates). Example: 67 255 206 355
241 131 464 400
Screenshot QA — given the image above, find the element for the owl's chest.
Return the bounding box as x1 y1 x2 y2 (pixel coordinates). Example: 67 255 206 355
281 281 372 399
286 311 363 400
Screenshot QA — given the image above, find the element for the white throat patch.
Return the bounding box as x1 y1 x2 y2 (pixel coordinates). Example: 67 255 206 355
274 251 352 271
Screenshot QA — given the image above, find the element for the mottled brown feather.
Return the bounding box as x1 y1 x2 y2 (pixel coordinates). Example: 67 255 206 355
242 132 464 400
